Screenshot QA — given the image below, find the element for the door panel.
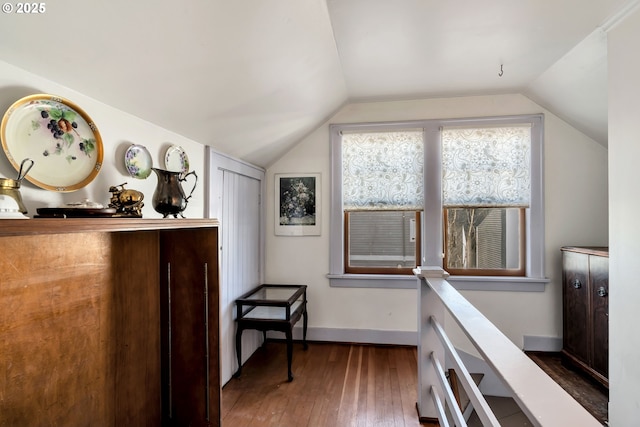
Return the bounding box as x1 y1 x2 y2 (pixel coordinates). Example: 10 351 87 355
220 170 262 384
590 255 609 378
562 251 590 363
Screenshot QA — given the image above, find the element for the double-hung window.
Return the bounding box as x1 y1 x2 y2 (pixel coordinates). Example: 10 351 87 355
442 125 531 276
329 115 544 289
342 129 424 275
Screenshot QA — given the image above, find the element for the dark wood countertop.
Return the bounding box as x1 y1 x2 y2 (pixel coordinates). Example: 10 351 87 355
0 217 220 237
561 246 609 257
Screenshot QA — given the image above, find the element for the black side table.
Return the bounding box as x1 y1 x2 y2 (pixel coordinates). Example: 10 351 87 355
233 284 308 382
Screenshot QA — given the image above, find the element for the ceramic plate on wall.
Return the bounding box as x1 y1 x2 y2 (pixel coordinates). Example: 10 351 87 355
0 94 103 192
164 145 189 173
124 144 152 179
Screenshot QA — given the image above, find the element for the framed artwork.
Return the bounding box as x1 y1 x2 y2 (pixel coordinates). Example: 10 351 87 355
275 173 321 236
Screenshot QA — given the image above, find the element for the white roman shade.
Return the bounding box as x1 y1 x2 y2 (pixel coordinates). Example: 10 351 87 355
342 130 424 210
441 125 531 207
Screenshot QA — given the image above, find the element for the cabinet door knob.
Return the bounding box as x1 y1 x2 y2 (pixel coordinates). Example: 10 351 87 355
597 286 608 297
572 279 582 289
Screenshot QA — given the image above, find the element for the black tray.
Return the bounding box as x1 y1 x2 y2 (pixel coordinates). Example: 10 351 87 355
35 207 118 218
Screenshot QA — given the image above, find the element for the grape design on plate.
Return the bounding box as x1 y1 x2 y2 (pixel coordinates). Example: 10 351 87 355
34 102 97 162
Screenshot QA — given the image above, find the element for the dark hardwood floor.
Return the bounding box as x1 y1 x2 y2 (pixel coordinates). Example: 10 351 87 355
526 351 608 425
222 342 608 426
222 341 423 427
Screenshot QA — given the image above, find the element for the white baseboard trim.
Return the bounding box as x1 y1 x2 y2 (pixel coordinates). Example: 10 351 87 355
523 335 562 352
267 326 418 346
268 329 562 352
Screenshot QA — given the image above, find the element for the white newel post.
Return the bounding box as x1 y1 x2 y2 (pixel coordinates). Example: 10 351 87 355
415 266 449 421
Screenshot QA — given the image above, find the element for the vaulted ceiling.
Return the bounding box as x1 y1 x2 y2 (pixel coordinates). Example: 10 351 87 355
1 0 635 167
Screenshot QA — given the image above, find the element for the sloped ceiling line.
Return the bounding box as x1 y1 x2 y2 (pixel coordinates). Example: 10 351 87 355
1 0 636 166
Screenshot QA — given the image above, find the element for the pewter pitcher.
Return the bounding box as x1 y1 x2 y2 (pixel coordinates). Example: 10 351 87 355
151 168 197 218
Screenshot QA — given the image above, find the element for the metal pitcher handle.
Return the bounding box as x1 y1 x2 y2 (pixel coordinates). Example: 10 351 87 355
181 170 198 201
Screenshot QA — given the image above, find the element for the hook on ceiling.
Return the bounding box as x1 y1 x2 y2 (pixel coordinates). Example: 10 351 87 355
498 64 504 77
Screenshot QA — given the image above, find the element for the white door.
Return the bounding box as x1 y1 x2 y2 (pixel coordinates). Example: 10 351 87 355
220 170 262 383
207 148 265 385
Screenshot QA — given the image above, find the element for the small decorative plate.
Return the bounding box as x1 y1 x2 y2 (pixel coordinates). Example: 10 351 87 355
0 94 103 192
124 144 152 179
164 145 189 173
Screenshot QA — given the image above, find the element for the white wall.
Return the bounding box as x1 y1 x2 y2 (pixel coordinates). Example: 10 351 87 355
1 55 612 387
0 60 206 218
607 8 640 425
266 93 608 349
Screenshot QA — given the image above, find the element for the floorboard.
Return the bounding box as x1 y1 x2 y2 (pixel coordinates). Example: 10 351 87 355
222 342 608 426
222 341 422 427
526 351 608 425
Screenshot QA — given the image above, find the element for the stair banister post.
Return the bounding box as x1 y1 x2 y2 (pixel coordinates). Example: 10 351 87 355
415 266 449 421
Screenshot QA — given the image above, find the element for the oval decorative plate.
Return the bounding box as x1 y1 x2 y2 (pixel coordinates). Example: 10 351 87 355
164 145 189 173
124 144 153 179
0 94 104 192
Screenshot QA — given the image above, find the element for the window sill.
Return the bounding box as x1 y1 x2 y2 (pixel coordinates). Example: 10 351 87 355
446 275 550 292
328 273 549 292
327 274 417 289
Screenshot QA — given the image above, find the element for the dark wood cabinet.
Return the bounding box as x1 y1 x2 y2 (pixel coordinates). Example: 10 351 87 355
0 218 220 427
561 246 609 388
160 229 220 426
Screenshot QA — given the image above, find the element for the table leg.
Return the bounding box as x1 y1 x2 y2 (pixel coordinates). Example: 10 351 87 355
233 328 243 378
286 328 293 382
303 305 308 350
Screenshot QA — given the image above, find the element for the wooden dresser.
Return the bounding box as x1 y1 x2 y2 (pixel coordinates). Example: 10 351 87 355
0 218 221 426
561 246 609 388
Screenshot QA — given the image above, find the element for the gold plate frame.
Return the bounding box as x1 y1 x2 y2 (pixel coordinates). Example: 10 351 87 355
1 94 103 192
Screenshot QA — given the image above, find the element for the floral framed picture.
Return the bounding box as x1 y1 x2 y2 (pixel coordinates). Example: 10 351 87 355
275 173 321 236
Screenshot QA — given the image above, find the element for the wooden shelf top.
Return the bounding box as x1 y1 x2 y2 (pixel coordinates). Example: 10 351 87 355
561 246 609 257
0 217 220 237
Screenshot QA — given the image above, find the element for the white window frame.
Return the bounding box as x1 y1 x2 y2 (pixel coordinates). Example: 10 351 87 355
327 114 549 291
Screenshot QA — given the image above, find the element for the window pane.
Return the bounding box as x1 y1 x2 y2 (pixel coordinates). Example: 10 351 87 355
347 211 418 270
342 130 424 210
442 125 531 207
444 207 524 274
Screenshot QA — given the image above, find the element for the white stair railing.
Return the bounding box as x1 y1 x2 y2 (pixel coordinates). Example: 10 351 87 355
415 266 603 427
430 350 468 426
431 315 500 427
